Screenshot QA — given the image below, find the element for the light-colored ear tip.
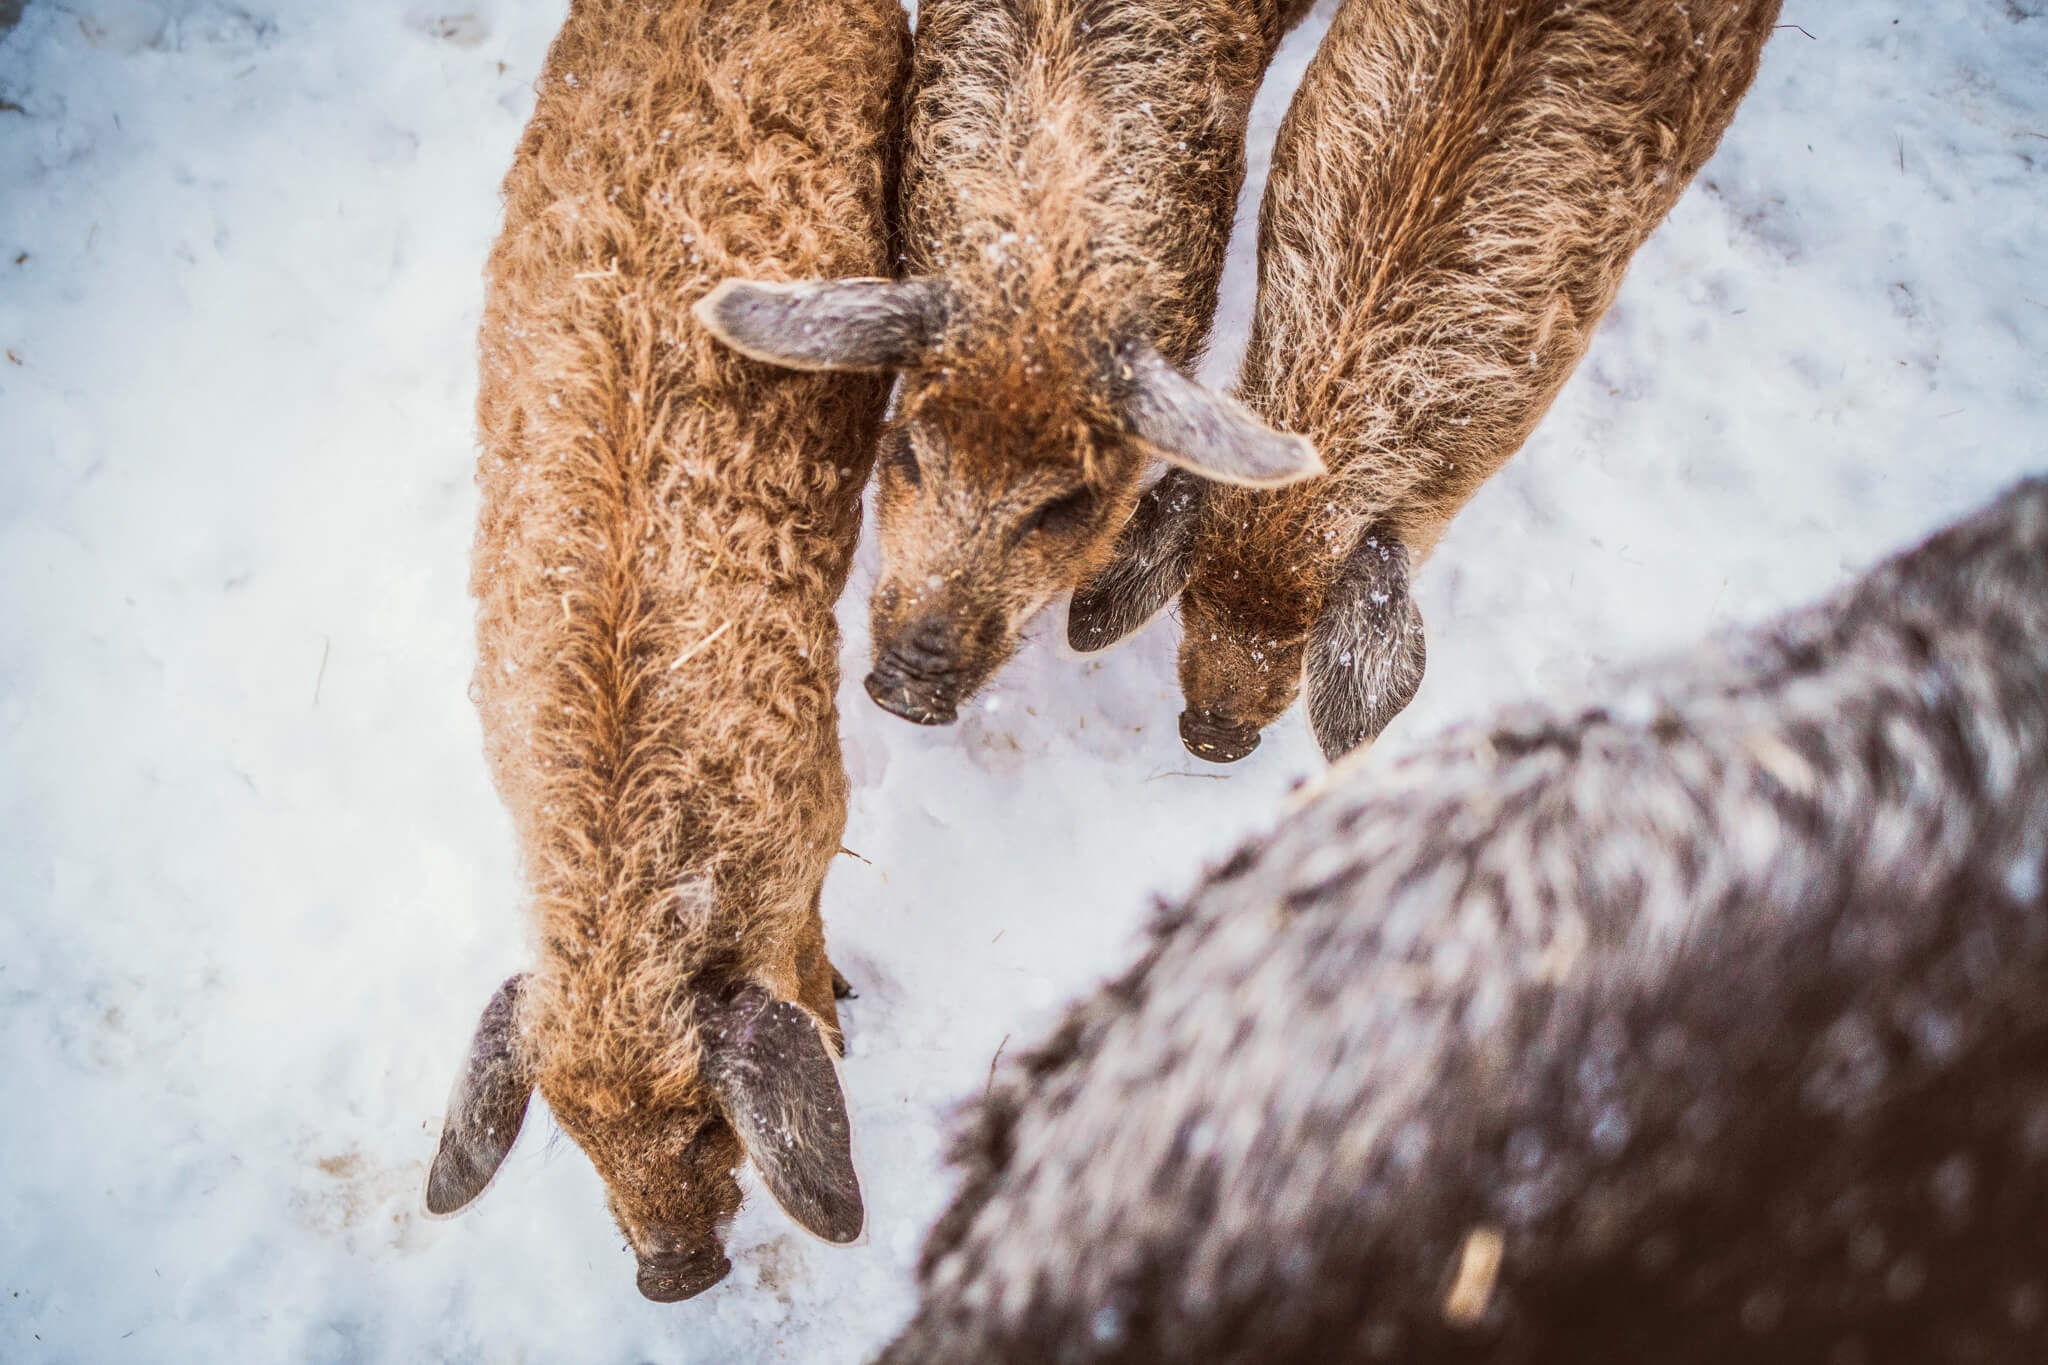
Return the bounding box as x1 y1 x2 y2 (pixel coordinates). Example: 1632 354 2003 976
1286 435 1326 480
691 280 755 338
690 287 724 334
1232 430 1324 489
690 279 811 367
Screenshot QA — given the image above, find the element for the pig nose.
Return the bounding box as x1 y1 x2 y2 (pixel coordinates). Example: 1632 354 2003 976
890 614 958 676
1179 708 1261 763
864 670 960 725
636 1246 732 1303
866 614 969 725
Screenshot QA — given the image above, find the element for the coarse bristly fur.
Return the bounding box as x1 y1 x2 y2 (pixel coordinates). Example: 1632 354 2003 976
1070 0 1784 764
880 478 2048 1364
423 0 908 1303
695 0 1324 728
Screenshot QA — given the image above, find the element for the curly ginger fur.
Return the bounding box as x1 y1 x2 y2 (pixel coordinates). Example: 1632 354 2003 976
470 0 904 1148
856 0 1318 722
1176 0 1782 743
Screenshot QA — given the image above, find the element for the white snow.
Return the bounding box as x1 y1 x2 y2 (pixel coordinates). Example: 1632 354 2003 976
2 0 2044 1359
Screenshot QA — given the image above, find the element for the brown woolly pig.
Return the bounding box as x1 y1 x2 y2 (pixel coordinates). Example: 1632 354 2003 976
880 478 2048 1365
696 0 1327 726
422 0 908 1302
1069 0 1782 762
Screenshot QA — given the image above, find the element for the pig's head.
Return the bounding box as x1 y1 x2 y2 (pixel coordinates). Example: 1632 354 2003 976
1071 491 1427 764
692 277 1322 723
425 975 863 1302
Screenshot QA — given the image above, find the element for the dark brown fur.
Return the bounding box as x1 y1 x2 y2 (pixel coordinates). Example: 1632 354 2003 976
883 478 2048 1363
698 0 1324 725
1072 0 1782 762
424 0 908 1301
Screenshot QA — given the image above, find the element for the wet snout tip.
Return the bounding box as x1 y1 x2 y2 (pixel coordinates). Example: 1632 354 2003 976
636 1249 732 1303
863 667 961 726
1179 709 1261 763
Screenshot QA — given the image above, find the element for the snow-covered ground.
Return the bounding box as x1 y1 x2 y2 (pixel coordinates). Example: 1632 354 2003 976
2 0 2043 1358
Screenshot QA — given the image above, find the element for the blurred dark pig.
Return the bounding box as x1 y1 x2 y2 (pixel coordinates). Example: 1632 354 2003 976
882 479 2048 1363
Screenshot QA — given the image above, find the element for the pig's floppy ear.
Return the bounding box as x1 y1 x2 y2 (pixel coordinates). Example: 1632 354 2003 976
1305 529 1427 762
703 987 865 1244
425 974 536 1216
1067 467 1206 652
694 276 948 373
1114 342 1323 488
